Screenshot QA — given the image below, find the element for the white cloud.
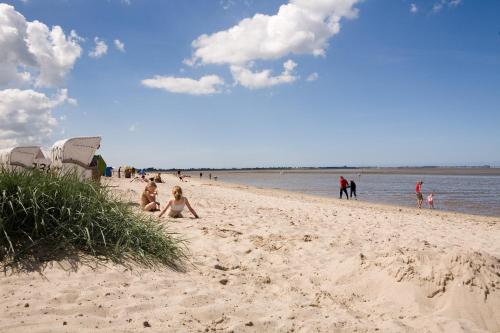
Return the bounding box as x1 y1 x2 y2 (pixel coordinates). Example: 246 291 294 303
145 0 359 94
0 4 81 146
141 75 225 95
89 37 108 58
220 0 235 10
306 72 319 82
114 39 125 52
432 0 462 13
129 124 137 132
410 3 418 13
186 0 359 66
0 88 75 148
230 60 298 89
0 3 82 88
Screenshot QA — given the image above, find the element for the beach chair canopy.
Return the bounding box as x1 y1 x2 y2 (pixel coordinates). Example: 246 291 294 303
0 146 45 168
34 149 51 166
51 137 101 168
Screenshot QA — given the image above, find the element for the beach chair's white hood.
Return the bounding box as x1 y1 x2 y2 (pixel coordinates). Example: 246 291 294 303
0 146 45 168
34 149 51 166
51 137 101 168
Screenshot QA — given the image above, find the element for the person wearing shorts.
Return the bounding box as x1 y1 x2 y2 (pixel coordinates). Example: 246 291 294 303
415 181 424 208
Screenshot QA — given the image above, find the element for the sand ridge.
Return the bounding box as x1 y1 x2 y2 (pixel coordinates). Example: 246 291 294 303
1 174 499 332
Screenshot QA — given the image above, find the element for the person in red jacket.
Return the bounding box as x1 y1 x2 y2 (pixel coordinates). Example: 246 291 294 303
415 180 424 208
339 176 349 199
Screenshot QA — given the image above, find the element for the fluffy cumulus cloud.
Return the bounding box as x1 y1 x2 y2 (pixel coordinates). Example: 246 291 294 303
186 0 359 66
0 3 82 88
410 3 418 13
89 37 108 58
0 4 80 147
230 59 298 89
0 89 74 148
141 75 225 95
114 39 125 52
145 0 360 94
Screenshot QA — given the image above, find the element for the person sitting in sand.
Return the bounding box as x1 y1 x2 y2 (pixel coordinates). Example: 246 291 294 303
179 174 191 182
158 186 199 218
141 182 160 211
427 192 434 209
154 173 163 183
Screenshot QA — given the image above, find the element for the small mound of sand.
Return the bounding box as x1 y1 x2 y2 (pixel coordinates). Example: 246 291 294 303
383 248 500 299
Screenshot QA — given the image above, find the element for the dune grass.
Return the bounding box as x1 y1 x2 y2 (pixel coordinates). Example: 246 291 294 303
0 168 185 270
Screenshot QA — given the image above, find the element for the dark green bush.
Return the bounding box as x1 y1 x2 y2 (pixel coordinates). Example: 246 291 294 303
0 168 185 269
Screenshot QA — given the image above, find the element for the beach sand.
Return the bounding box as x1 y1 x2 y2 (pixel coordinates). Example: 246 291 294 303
1 174 499 332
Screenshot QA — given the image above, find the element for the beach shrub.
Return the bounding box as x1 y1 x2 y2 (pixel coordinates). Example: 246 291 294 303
0 168 185 269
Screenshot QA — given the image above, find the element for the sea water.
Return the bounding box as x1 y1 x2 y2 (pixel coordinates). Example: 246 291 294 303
207 171 500 217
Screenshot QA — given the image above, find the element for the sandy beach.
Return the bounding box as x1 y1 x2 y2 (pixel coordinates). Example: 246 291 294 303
1 174 499 333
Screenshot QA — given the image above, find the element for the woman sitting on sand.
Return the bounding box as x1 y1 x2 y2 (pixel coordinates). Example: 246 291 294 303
158 186 199 218
141 182 160 211
154 173 163 183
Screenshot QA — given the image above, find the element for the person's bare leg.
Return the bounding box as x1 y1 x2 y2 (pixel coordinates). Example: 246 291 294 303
143 202 157 211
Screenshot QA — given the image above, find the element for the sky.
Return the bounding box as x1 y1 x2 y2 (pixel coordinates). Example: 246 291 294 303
0 0 499 168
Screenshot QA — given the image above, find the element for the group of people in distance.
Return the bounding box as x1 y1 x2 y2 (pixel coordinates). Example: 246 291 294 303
140 176 199 219
140 172 435 218
339 176 435 210
339 176 357 200
415 180 434 209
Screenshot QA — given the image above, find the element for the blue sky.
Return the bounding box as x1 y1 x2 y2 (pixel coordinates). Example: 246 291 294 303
1 0 499 168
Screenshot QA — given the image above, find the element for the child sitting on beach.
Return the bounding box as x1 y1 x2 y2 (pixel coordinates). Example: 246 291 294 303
427 193 434 209
141 182 160 211
159 186 199 218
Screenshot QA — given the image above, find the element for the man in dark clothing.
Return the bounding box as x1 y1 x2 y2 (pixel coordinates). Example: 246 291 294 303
339 176 349 199
349 179 357 199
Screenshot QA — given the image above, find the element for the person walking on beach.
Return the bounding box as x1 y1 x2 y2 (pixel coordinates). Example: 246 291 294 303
200 172 203 179
416 180 424 208
339 176 349 200
118 167 121 178
349 178 357 199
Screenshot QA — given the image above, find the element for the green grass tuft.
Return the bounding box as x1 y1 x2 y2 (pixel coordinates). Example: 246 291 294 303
0 168 186 270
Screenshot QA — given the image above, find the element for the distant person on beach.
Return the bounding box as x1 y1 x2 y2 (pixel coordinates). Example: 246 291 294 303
427 193 434 209
159 186 199 219
209 173 212 180
154 173 163 183
141 182 160 211
339 176 349 200
200 172 203 179
118 167 121 178
349 179 357 199
416 181 424 208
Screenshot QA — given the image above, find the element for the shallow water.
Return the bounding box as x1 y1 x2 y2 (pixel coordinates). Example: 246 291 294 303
207 171 500 217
